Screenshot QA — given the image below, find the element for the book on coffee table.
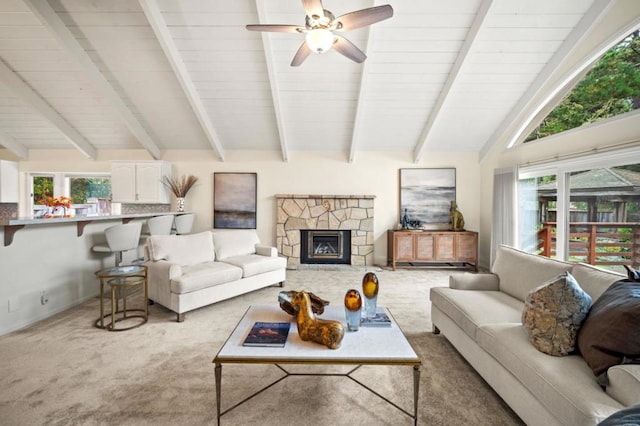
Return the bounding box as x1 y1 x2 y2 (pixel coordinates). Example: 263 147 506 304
242 322 290 347
361 309 392 327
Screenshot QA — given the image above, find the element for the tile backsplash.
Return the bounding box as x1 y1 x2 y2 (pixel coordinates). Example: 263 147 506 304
121 204 171 214
0 203 18 220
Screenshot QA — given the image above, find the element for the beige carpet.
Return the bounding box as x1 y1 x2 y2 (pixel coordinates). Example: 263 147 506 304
0 268 523 426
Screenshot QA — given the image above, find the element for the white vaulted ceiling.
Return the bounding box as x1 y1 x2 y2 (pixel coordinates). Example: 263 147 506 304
0 0 636 162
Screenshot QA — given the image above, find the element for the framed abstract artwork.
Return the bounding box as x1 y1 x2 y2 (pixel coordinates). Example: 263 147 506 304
213 172 257 229
399 168 456 228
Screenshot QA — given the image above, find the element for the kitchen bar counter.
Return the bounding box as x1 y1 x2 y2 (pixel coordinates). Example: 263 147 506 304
1 211 186 246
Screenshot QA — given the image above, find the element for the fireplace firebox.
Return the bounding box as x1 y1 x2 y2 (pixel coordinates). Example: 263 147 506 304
300 230 351 264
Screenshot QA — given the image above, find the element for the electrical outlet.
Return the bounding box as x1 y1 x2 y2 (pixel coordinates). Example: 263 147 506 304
40 291 49 306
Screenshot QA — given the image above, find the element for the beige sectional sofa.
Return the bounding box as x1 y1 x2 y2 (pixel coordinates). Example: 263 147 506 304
430 245 640 426
145 229 286 322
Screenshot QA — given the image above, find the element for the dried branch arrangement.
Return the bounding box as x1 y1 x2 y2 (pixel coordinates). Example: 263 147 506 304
161 174 199 198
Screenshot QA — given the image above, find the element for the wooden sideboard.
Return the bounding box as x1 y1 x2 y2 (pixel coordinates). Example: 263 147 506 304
387 230 478 271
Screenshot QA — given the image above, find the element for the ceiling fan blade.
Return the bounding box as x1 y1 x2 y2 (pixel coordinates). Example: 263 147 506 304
246 24 304 33
334 5 393 31
332 36 366 63
291 41 313 67
301 0 324 19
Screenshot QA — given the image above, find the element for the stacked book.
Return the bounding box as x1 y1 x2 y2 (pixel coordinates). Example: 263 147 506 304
242 322 290 347
361 308 392 327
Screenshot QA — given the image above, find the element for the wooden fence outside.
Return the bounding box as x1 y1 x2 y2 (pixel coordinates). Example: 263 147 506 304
536 222 640 268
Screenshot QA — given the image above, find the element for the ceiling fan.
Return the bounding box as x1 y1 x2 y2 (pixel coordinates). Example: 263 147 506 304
246 0 393 66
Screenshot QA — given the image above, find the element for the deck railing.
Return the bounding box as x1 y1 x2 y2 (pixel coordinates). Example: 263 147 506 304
536 222 640 268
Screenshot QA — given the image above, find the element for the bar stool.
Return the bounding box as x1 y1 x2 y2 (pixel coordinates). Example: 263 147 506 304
95 264 148 331
144 214 174 236
92 222 143 267
174 213 195 235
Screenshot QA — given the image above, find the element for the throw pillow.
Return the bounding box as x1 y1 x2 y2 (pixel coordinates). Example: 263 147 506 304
522 272 592 356
576 279 640 379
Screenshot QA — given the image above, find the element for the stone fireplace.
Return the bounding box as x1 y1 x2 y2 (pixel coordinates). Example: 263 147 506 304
276 194 375 269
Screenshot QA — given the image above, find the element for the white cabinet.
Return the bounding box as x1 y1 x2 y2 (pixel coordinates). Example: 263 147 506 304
0 160 19 203
111 161 171 203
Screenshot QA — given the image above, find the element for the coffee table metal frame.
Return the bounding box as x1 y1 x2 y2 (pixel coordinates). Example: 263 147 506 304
213 304 421 425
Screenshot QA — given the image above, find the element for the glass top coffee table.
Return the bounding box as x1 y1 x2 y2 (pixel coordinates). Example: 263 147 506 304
213 304 421 425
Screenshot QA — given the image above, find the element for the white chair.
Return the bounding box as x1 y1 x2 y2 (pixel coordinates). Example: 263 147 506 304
174 213 195 235
144 214 174 236
92 222 143 267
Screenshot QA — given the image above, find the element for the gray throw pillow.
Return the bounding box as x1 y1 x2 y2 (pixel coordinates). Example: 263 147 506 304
522 272 592 356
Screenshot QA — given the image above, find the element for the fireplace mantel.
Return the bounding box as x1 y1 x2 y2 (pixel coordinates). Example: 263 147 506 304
276 194 375 269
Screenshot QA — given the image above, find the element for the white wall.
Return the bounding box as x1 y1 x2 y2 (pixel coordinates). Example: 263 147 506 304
0 149 481 335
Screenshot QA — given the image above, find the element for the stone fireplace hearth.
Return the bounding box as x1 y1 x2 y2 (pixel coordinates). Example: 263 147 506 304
276 194 375 269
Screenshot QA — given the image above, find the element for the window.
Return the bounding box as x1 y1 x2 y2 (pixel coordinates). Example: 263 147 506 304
30 173 111 217
68 177 111 204
526 30 640 141
33 175 54 206
518 149 640 273
518 173 558 257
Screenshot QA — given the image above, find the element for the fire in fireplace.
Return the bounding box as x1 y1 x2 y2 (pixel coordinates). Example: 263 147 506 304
300 230 351 264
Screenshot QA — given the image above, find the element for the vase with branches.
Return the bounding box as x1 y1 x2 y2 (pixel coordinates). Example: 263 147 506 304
161 174 198 212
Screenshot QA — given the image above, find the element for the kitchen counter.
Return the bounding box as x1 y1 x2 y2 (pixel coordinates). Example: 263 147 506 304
1 211 187 246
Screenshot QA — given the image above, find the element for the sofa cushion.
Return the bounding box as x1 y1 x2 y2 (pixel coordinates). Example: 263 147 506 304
492 245 573 302
212 229 260 260
476 323 623 425
606 365 640 407
170 262 242 294
522 272 591 356
577 280 640 378
429 287 523 341
570 263 623 303
148 231 215 267
221 254 287 278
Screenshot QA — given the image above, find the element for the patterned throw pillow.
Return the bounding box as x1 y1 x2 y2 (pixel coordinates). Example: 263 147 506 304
522 272 592 356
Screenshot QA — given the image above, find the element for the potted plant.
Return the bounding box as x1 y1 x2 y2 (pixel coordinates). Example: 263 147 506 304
161 174 198 212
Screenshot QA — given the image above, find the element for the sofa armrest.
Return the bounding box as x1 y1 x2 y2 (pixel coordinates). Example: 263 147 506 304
449 273 500 291
147 259 182 280
606 365 640 407
145 259 182 304
255 244 277 257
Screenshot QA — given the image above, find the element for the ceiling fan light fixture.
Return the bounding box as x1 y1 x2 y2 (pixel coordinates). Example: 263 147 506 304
306 29 334 53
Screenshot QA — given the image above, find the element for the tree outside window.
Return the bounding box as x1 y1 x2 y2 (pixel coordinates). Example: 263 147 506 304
69 177 111 204
526 31 640 141
33 176 53 205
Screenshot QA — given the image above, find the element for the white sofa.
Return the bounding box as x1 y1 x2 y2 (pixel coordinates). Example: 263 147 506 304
430 245 640 426
145 229 287 322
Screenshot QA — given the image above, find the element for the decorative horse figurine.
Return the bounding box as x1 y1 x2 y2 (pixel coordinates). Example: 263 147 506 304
278 290 330 316
290 291 344 350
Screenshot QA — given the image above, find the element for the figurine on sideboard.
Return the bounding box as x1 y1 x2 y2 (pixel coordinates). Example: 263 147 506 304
450 200 465 231
401 208 421 230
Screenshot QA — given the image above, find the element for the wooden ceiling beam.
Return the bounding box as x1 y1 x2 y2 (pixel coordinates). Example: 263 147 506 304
0 59 96 159
139 0 226 162
0 128 28 160
24 0 162 160
256 0 289 162
347 12 375 164
413 0 493 164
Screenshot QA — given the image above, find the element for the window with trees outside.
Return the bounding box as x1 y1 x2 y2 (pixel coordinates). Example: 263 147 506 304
32 174 111 217
525 30 640 141
518 151 640 273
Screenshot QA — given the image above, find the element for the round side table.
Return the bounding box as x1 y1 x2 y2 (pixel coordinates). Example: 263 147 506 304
95 264 148 331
